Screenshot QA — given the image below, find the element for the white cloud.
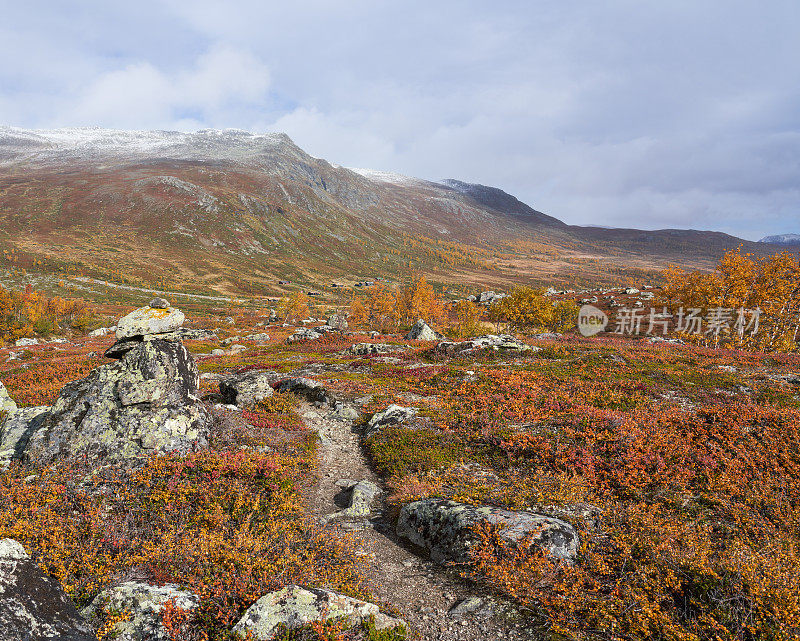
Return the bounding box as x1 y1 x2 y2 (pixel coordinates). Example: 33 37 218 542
67 46 270 129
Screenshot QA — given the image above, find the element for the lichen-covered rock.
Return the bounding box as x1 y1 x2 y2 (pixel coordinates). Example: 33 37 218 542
276 377 330 405
149 297 170 309
245 333 270 343
333 481 381 520
220 370 276 406
364 404 417 439
397 499 579 564
1 380 18 413
327 313 349 331
436 335 532 355
286 328 322 343
0 538 94 640
347 343 395 356
82 581 199 641
0 406 50 469
406 319 440 341
116 306 185 340
232 585 405 639
25 339 210 464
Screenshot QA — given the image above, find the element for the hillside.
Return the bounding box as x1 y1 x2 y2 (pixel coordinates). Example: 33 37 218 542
0 127 771 296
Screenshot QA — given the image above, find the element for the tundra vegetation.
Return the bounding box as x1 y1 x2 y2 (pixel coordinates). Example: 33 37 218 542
0 250 798 640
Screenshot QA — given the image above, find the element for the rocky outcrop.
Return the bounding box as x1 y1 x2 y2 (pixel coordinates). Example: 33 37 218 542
327 313 349 331
397 499 579 564
406 319 440 341
436 335 533 355
275 377 330 405
363 405 417 439
219 370 276 406
286 327 324 343
0 406 50 469
23 303 210 465
0 539 94 641
115 305 185 340
82 582 199 641
232 586 405 640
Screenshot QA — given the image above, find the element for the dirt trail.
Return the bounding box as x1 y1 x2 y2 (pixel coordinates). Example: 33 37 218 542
298 400 539 641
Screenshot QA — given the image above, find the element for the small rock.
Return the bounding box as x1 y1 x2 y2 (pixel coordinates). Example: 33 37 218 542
149 297 170 309
406 319 441 341
364 404 417 439
328 313 349 331
0 380 16 413
219 370 276 406
14 338 39 347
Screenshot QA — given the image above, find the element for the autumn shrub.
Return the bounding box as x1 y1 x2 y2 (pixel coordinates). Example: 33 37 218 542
489 287 579 333
661 247 800 352
0 284 95 343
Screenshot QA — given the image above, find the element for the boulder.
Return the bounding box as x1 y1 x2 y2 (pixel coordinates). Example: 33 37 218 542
0 538 94 640
0 406 50 470
220 371 276 406
397 499 579 564
275 378 330 405
287 328 322 343
245 333 270 343
325 481 382 521
347 343 395 356
148 297 170 309
328 314 349 331
232 585 405 640
436 335 532 355
14 338 39 347
0 380 16 413
25 339 210 465
406 319 440 341
116 306 185 340
82 581 199 641
364 405 417 439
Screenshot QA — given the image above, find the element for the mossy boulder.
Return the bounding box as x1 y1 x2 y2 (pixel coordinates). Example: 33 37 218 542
397 499 580 564
232 585 405 639
116 306 185 340
25 339 210 465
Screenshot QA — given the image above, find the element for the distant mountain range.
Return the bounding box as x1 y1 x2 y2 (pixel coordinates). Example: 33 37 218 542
0 126 777 295
759 234 800 246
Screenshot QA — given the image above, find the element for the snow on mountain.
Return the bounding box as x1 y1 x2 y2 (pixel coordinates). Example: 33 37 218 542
759 234 800 245
0 126 292 166
347 167 428 186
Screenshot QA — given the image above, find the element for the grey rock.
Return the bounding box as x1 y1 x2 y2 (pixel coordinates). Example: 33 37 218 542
89 326 115 337
232 585 405 640
82 581 199 641
287 328 322 343
364 404 417 439
397 499 580 564
0 406 50 469
220 370 276 406
178 327 217 341
330 481 381 520
245 333 271 343
116 306 185 340
448 597 488 617
406 319 440 341
25 339 210 465
348 343 395 356
211 348 226 356
0 538 94 640
14 338 39 347
530 333 562 340
0 380 16 413
328 313 349 331
221 336 241 346
149 297 170 309
333 402 359 421
437 334 532 355
276 377 330 405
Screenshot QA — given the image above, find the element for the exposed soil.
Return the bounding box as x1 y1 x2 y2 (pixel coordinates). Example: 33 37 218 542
298 399 542 641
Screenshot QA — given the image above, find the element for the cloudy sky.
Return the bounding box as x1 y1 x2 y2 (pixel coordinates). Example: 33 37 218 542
1 1 798 240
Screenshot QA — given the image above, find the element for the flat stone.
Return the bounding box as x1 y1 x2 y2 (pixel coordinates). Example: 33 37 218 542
116 306 185 340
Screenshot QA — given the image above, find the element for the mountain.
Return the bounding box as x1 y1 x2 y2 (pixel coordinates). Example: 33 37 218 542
0 126 769 296
759 234 800 246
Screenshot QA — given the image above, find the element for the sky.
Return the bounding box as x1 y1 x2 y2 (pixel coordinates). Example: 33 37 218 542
1 1 798 240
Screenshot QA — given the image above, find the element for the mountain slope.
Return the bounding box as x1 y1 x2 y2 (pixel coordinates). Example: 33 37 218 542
760 234 800 246
0 126 770 295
